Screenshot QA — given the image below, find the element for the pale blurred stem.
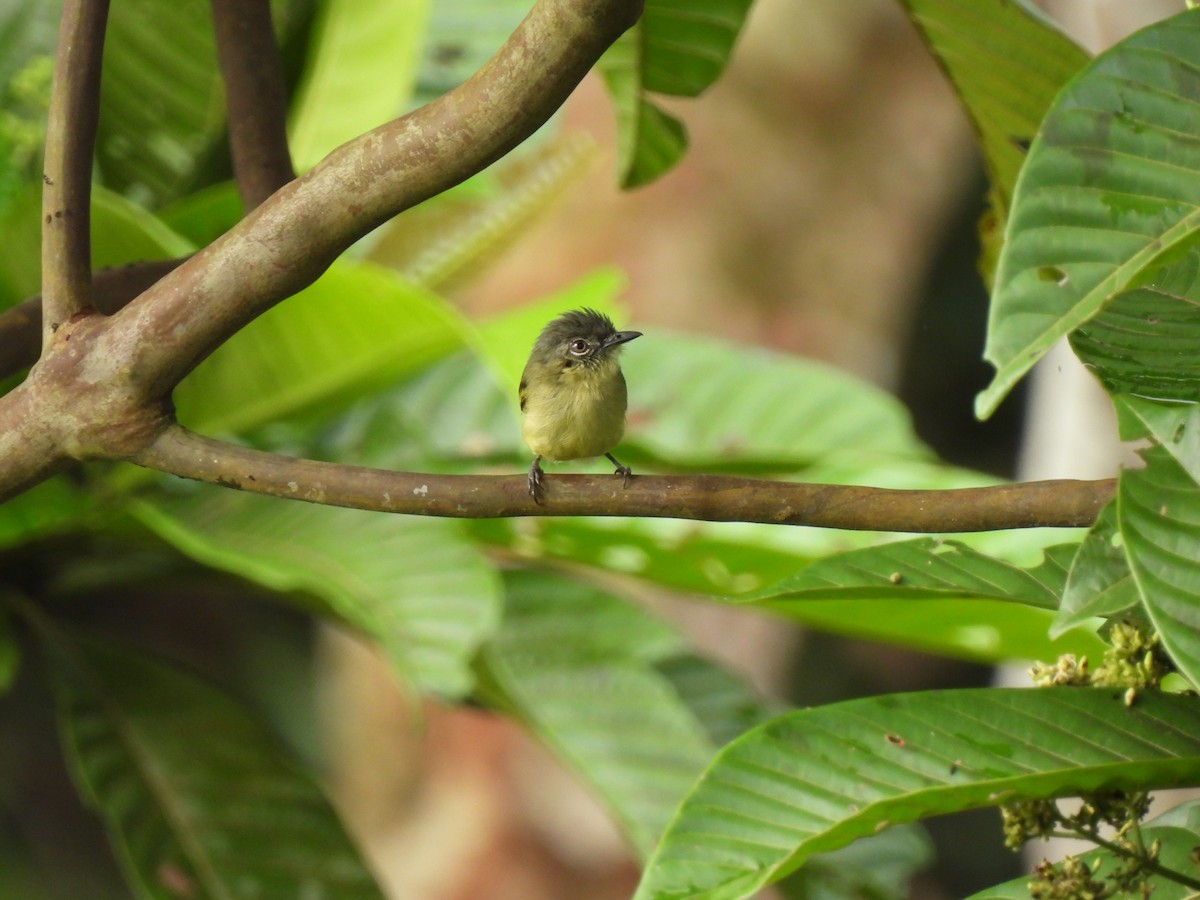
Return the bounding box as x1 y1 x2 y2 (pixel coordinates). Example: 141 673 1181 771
134 425 1115 531
0 258 187 376
210 0 294 208
40 0 109 347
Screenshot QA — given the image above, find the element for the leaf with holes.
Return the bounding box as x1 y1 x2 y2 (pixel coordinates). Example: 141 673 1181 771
977 10 1200 418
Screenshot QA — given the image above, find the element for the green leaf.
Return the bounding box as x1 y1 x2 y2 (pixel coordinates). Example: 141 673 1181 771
0 604 18 693
1071 248 1200 402
640 0 754 98
1052 501 1139 638
131 491 500 698
965 799 1200 899
480 570 769 859
598 30 689 189
174 260 472 434
1119 445 1200 689
0 477 88 550
1116 394 1200 484
737 538 1106 663
634 687 1200 900
47 634 383 899
897 0 1088 282
623 332 930 468
410 0 531 107
977 9 1200 418
289 0 430 171
777 825 933 900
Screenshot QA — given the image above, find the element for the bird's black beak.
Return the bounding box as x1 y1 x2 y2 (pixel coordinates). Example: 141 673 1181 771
602 330 642 351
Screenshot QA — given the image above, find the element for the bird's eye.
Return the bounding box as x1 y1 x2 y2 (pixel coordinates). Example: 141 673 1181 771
568 339 589 355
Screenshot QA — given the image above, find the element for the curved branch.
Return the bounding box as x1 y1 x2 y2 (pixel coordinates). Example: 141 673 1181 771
41 0 110 345
211 0 294 208
99 0 643 401
0 258 186 377
134 426 1115 531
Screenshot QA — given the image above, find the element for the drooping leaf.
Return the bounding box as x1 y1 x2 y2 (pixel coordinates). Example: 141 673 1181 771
46 634 384 899
1052 501 1139 638
1119 445 1200 689
131 491 500 698
289 0 430 171
479 570 771 859
897 0 1088 282
174 260 472 434
965 799 1200 900
597 30 689 189
977 10 1200 418
635 687 1200 900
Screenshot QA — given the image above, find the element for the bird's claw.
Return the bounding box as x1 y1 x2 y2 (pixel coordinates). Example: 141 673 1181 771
614 465 631 488
528 459 545 504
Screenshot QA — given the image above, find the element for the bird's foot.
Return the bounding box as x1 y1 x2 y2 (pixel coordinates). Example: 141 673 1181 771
528 457 545 504
606 453 631 488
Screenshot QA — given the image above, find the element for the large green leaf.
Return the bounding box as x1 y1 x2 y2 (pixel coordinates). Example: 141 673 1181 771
289 0 429 171
1119 446 1200 689
897 0 1088 281
635 687 1200 900
977 10 1200 418
47 634 383 899
1116 394 1200 486
966 799 1200 899
410 0 531 107
640 0 754 98
480 571 769 858
131 491 500 698
174 260 472 434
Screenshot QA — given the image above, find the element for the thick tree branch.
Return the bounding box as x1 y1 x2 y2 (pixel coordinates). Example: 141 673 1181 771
134 426 1115 531
210 0 294 209
0 258 186 377
41 0 109 345
96 0 643 402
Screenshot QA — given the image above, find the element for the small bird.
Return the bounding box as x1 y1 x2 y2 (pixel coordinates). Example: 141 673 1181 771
519 308 642 501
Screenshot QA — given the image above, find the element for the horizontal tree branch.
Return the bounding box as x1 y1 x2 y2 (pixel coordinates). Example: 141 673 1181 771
134 425 1115 531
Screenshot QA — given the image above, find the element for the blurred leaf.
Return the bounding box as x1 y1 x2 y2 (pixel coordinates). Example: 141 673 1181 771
737 539 1106 663
635 688 1200 900
1052 502 1139 638
777 824 933 900
98 0 224 205
174 260 472 434
623 332 930 468
0 605 17 693
1071 248 1200 403
1119 445 1200 689
289 0 429 171
977 10 1200 418
157 179 244 248
0 477 88 551
641 0 754 97
131 491 500 698
897 0 1088 283
46 634 383 899
598 30 689 189
480 570 769 858
411 0 531 106
370 133 596 291
965 800 1200 899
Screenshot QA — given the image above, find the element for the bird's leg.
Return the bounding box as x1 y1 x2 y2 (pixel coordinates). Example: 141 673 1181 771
528 455 545 503
605 452 632 488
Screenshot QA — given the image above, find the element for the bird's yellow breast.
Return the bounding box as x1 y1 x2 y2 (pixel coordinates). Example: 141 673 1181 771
520 356 628 462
